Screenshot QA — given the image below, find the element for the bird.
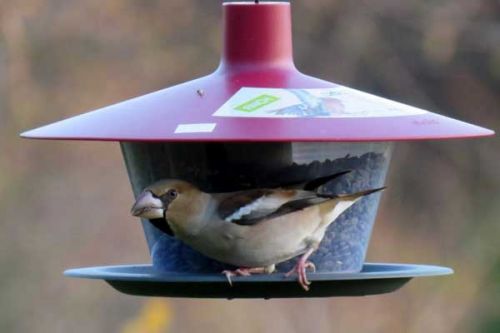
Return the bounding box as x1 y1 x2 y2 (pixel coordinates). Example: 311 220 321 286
131 172 385 291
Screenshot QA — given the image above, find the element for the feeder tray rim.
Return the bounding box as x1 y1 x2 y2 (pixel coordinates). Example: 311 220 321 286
64 262 454 282
62 263 453 298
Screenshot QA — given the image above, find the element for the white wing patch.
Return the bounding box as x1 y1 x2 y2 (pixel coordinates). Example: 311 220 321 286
225 195 287 222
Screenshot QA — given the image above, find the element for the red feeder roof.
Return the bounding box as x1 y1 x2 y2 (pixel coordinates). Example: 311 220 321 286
21 2 494 143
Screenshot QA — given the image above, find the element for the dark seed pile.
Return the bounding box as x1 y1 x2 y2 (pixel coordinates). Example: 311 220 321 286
152 151 390 273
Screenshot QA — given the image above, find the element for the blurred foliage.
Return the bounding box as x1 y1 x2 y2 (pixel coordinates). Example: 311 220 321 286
122 299 172 333
0 0 499 332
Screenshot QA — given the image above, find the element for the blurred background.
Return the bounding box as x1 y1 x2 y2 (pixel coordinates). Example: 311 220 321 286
1 0 499 332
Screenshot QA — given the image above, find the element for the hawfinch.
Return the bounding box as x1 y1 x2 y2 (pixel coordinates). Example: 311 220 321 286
131 173 385 290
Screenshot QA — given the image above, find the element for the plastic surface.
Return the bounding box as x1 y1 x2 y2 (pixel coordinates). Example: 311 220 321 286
20 2 493 142
64 263 453 299
122 142 392 274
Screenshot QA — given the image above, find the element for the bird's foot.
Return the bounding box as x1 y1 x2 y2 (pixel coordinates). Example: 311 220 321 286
285 261 316 291
222 266 274 287
285 247 317 291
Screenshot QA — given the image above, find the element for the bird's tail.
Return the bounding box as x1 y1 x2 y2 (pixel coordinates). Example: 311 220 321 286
320 186 387 201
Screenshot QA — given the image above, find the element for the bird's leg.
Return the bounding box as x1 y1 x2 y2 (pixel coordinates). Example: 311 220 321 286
285 247 317 291
223 265 275 286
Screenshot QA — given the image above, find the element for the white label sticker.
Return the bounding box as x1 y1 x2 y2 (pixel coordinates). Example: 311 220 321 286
175 123 217 134
213 87 428 118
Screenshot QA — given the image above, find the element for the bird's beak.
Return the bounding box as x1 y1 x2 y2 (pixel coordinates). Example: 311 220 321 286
131 191 164 219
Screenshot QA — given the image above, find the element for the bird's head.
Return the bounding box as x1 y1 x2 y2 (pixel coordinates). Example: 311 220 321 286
131 179 200 220
131 179 211 237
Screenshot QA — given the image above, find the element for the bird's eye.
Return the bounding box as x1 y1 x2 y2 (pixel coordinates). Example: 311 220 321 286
167 189 178 199
159 189 178 203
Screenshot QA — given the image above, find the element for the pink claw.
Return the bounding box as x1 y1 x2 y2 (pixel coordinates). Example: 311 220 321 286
286 261 316 291
223 268 249 286
222 267 267 286
285 248 317 291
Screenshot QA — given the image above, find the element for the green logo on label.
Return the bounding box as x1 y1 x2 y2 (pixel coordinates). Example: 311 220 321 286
234 94 280 112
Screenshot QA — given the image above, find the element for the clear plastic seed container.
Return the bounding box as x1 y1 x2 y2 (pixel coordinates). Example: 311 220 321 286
122 142 393 274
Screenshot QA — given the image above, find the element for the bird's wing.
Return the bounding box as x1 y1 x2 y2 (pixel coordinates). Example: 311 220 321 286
218 186 386 227
265 197 328 218
215 189 316 225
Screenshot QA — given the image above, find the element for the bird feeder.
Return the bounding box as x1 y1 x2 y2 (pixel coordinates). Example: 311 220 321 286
22 1 493 299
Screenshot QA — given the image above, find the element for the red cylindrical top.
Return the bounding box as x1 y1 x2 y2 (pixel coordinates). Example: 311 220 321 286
19 1 494 142
220 2 294 70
